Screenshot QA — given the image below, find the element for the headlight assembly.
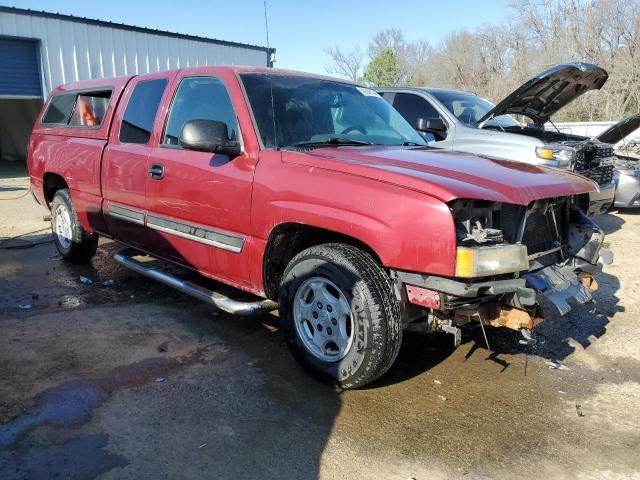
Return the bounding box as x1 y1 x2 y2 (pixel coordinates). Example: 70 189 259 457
535 145 576 167
455 244 529 278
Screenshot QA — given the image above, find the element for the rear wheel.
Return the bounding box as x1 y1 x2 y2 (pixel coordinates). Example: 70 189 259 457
50 189 98 263
279 243 402 389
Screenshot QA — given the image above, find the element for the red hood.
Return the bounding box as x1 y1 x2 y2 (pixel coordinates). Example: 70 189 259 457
284 146 597 205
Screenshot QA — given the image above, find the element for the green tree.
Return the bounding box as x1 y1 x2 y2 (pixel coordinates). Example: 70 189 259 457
362 47 402 86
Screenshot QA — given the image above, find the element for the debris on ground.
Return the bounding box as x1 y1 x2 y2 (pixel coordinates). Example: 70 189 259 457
80 276 114 287
576 404 585 417
198 443 207 449
157 341 170 353
547 360 570 370
434 379 442 385
155 377 166 383
18 303 32 310
438 395 447 401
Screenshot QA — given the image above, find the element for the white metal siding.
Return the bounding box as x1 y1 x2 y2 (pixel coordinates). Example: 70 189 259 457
0 10 268 95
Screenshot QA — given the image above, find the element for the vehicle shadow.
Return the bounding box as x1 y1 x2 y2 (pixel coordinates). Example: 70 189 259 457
594 211 626 235
367 266 622 388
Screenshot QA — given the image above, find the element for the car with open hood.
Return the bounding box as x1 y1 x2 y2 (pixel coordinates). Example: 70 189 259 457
28 66 610 388
377 63 617 216
590 116 640 208
550 115 640 208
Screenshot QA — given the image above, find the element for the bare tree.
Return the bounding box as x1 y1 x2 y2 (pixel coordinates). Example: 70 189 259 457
324 46 365 81
325 0 640 121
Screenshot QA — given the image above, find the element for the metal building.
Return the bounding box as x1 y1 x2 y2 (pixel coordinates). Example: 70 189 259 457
0 6 275 162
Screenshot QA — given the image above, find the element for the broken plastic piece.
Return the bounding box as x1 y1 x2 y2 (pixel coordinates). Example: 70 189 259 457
578 272 598 292
79 276 93 285
547 360 570 370
18 303 32 310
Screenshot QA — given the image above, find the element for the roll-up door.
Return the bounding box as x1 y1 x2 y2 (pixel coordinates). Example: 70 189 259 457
0 38 41 98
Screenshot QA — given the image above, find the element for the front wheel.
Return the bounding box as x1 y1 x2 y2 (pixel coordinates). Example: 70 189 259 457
50 188 98 263
279 243 402 389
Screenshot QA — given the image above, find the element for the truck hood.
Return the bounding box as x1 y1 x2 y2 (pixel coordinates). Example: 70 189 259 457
478 63 608 125
285 146 597 205
596 115 640 145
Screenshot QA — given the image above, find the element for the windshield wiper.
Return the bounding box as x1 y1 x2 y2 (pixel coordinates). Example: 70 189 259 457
288 137 372 149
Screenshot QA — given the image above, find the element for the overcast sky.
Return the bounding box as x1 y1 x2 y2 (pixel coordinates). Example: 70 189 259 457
5 0 511 74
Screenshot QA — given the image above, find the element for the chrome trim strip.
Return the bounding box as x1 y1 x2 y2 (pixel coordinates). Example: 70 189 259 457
146 214 244 253
107 204 145 226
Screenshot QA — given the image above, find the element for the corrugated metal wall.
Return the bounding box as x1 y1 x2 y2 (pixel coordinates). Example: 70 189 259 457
0 8 270 95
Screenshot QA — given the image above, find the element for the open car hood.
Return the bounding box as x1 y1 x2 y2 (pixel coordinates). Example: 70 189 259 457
478 63 608 125
596 115 640 145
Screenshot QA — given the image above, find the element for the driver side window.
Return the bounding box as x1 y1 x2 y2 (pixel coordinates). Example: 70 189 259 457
163 76 239 146
392 93 446 141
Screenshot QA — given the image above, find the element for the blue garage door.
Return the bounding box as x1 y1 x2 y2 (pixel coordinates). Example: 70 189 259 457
0 38 41 97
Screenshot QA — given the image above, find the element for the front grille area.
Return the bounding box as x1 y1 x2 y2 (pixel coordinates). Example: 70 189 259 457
522 207 558 254
497 199 566 256
587 164 615 185
573 143 615 185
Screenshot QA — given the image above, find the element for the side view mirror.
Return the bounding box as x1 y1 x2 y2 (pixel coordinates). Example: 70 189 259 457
416 117 446 133
179 119 242 155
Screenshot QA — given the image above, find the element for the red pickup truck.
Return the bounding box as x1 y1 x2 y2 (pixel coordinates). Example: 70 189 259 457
28 66 609 388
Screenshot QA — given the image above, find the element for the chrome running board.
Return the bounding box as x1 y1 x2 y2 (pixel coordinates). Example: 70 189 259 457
114 251 278 316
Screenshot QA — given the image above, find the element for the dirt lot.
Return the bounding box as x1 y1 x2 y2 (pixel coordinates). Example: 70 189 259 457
1 162 639 480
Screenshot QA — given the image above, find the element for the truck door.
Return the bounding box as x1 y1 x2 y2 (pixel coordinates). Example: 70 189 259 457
102 72 173 248
144 73 256 288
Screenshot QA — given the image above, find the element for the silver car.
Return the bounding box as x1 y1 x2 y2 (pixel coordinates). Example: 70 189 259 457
376 63 617 216
599 116 640 209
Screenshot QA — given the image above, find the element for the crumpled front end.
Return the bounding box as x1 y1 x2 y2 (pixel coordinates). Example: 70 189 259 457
392 196 612 343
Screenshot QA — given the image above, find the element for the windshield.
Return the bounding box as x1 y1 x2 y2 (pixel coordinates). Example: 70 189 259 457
240 74 427 149
429 90 520 128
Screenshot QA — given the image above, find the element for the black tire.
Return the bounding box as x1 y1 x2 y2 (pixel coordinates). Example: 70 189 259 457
50 188 98 263
279 243 402 389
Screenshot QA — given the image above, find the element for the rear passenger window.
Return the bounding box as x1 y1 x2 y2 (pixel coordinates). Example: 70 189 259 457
163 76 238 146
69 91 111 127
119 79 168 144
42 90 112 127
41 94 76 125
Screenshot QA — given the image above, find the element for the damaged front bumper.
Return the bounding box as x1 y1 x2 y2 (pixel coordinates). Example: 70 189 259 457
394 260 605 332
393 244 612 334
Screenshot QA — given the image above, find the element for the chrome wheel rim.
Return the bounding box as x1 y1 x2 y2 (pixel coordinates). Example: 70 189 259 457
53 204 72 249
293 277 354 362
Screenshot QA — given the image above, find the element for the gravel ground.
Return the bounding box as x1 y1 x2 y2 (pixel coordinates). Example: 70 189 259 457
1 163 639 480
